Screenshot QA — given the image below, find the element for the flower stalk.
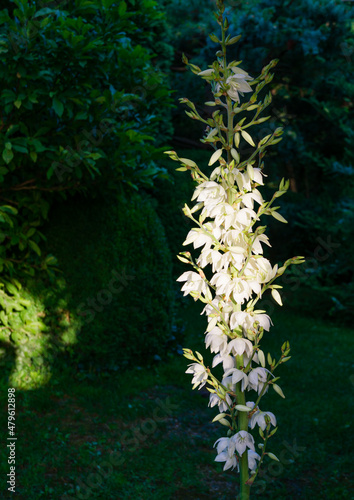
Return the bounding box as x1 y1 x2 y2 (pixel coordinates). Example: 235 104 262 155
166 1 304 497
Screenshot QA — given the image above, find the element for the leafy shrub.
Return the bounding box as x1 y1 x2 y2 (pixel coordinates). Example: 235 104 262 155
0 0 175 381
44 192 175 369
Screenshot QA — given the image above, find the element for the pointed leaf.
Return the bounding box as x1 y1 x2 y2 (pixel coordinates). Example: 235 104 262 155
273 383 285 398
208 149 223 166
2 149 14 165
272 211 288 223
271 289 283 306
267 452 280 462
212 413 227 422
258 349 265 367
235 405 252 412
241 130 255 147
52 97 64 117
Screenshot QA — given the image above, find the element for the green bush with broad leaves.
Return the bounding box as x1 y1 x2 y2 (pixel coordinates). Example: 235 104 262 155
0 0 174 387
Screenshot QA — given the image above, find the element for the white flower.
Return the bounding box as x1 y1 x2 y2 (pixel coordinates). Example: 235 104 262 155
230 311 253 331
183 229 213 250
253 168 264 185
247 449 261 472
223 229 248 250
230 311 272 333
210 273 252 303
205 326 228 354
230 430 255 456
223 367 249 391
252 233 271 255
248 367 270 395
243 259 278 296
215 67 253 103
243 350 259 368
241 190 264 210
254 313 272 332
185 363 208 389
210 272 231 293
209 391 233 413
249 408 277 431
221 375 236 393
214 437 239 471
201 295 232 326
176 271 209 299
192 181 227 207
198 248 223 273
227 337 253 357
212 353 235 370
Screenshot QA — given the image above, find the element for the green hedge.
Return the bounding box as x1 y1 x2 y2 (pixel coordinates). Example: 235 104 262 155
44 193 175 369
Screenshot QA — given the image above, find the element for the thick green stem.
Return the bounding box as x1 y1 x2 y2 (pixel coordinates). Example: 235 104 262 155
236 355 250 499
227 96 234 164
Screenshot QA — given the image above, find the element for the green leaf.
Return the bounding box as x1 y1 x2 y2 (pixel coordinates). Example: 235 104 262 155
208 149 223 166
272 211 288 224
4 281 18 295
217 418 231 427
0 205 17 215
2 149 14 165
52 97 64 117
10 331 22 344
14 100 22 109
235 405 252 412
231 148 240 163
267 452 280 462
258 349 266 367
28 240 41 256
228 35 242 45
30 152 37 163
33 7 56 18
273 383 285 399
241 130 255 147
180 158 197 167
209 33 219 43
12 144 28 153
118 1 127 16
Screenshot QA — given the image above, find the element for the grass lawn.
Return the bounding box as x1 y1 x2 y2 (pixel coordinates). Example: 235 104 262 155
1 300 353 499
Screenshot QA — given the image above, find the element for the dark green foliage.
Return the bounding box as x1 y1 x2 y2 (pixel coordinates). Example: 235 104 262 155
0 0 173 275
44 192 174 368
155 149 211 277
0 0 175 379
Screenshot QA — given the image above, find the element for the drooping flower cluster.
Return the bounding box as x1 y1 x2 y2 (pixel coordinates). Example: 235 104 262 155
176 161 282 473
166 0 304 494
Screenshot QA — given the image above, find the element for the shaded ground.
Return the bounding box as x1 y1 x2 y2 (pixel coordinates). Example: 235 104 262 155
0 304 353 499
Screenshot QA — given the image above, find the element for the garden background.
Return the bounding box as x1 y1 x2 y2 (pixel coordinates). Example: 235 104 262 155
0 0 353 498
